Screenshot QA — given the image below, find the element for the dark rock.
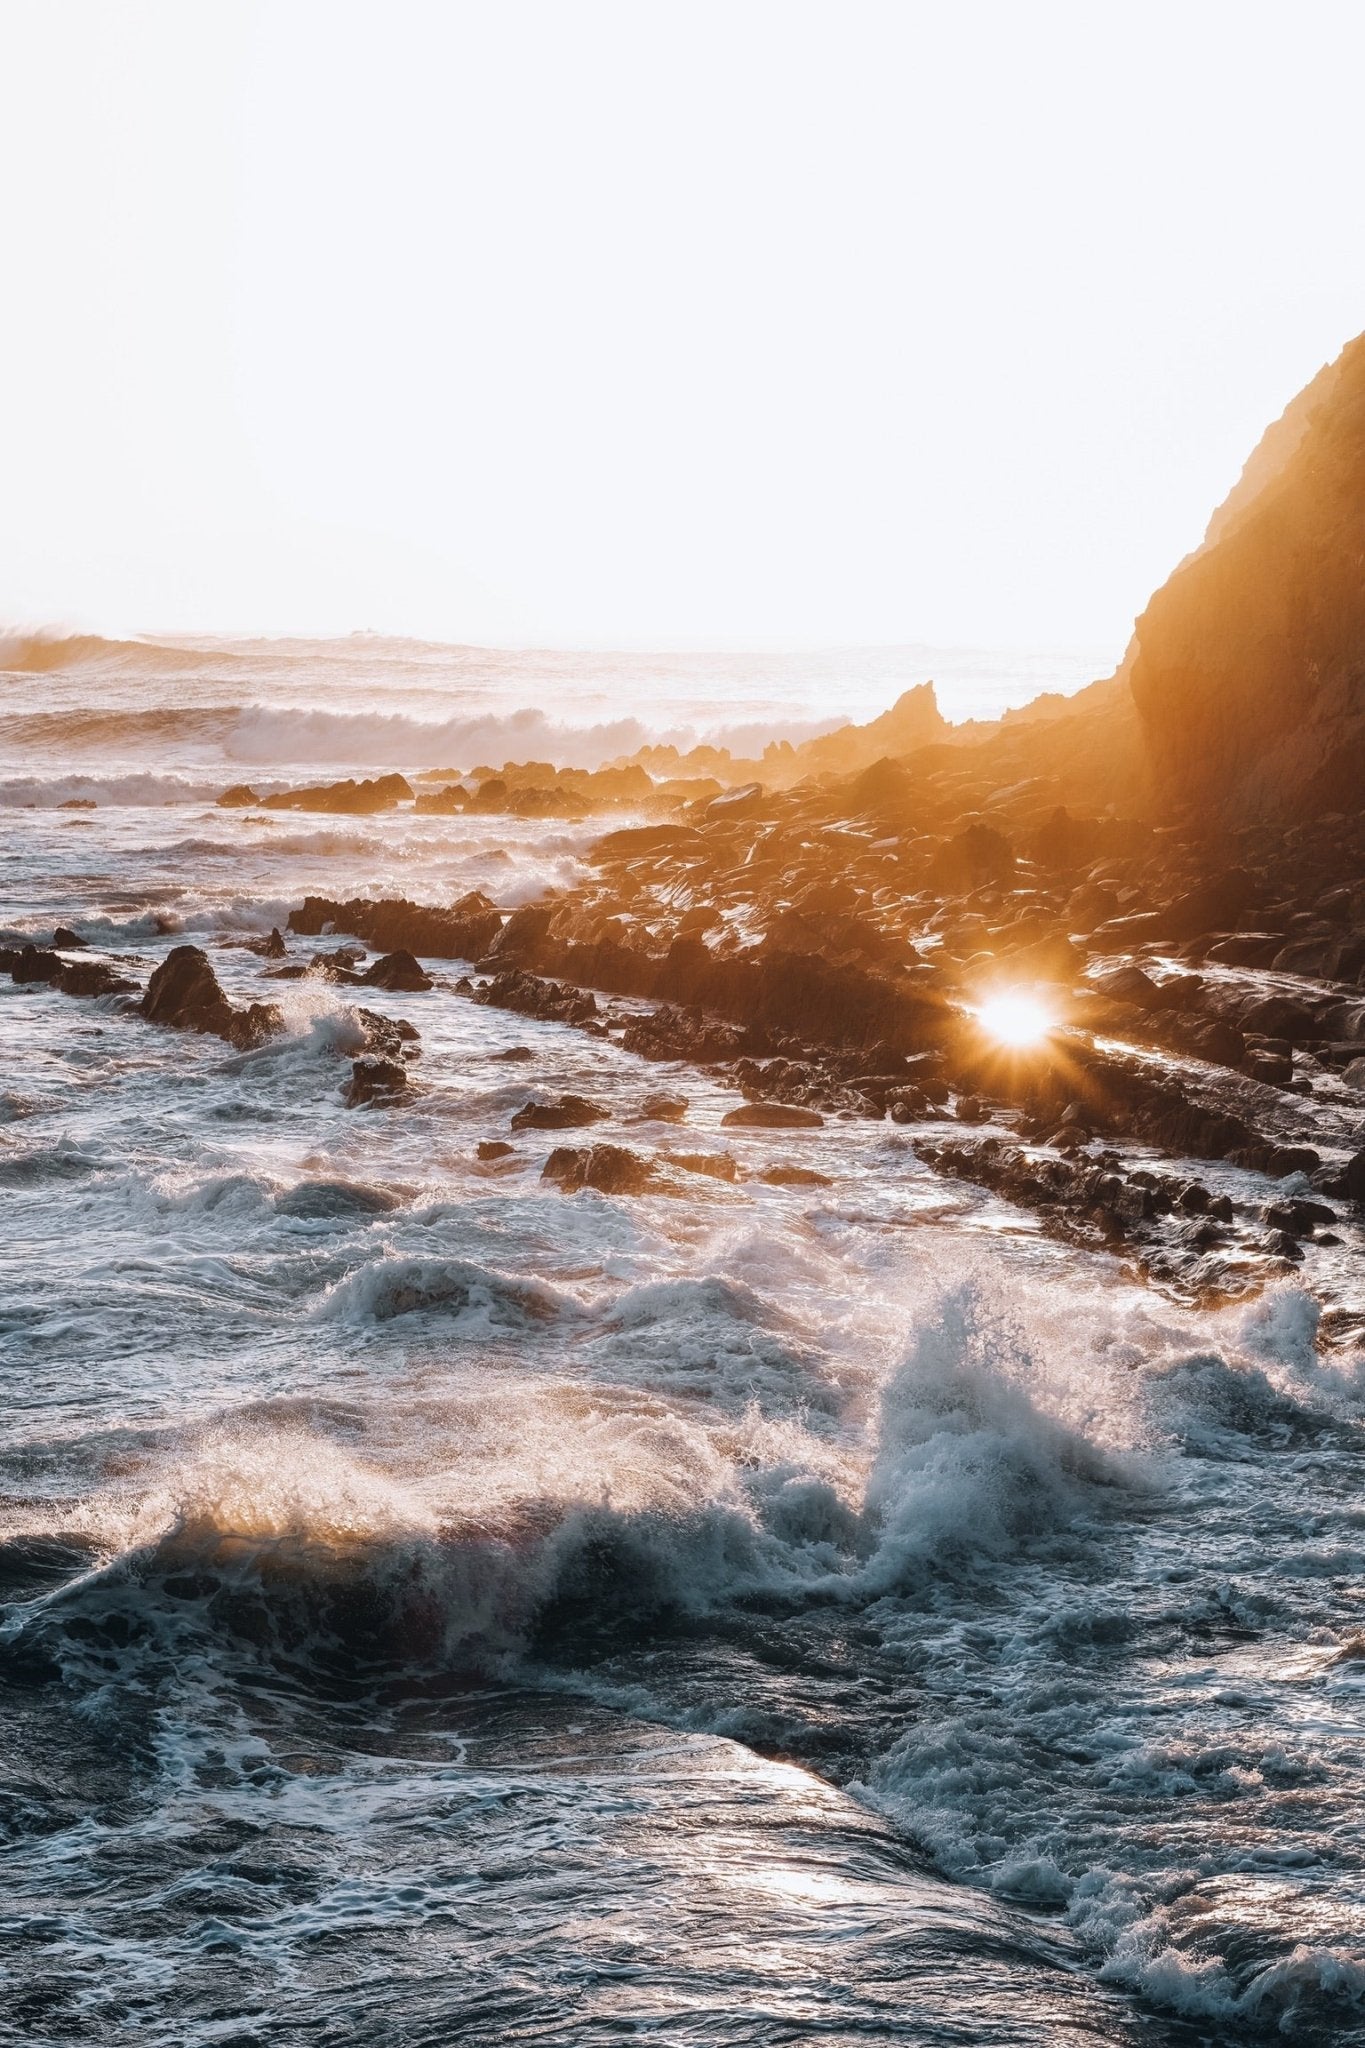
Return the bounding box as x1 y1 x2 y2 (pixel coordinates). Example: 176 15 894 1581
263 926 287 959
477 1140 516 1161
360 950 434 992
667 1152 740 1182
11 946 64 983
481 903 555 964
288 893 502 961
542 1144 653 1194
511 1095 611 1131
759 1164 833 1187
927 823 1015 892
56 959 139 998
639 1094 688 1122
343 1057 410 1108
52 927 86 949
262 773 414 815
217 784 259 807
474 969 598 1028
139 945 283 1049
721 1102 824 1129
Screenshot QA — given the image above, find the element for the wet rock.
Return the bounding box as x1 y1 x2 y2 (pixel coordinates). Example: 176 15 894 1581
56 959 139 998
542 1144 654 1194
639 1094 688 1122
480 902 555 965
667 1152 740 1182
139 945 282 1050
955 1094 988 1123
342 1057 411 1108
477 1140 516 1161
511 1094 611 1132
759 1164 833 1187
10 945 64 983
360 950 434 993
621 1005 749 1064
1262 1197 1336 1236
721 1102 824 1129
288 893 503 961
474 969 598 1028
262 773 415 815
52 927 86 949
263 927 287 959
217 783 259 807
489 1045 535 1062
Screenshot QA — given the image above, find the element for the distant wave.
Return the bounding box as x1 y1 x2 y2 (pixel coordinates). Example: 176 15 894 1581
0 697 835 773
0 630 245 675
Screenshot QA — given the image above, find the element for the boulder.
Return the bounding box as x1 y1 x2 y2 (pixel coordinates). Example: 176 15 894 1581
511 1094 611 1131
721 1102 824 1129
360 950 434 992
140 945 282 1050
542 1144 654 1194
343 1057 410 1108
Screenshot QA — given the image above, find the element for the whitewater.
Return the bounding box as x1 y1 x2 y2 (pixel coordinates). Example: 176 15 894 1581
1 634 1363 2046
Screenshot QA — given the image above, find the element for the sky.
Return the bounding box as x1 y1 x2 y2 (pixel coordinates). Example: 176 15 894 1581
1 0 1363 660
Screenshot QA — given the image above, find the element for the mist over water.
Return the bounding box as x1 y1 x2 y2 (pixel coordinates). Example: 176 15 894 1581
2 635 1363 2045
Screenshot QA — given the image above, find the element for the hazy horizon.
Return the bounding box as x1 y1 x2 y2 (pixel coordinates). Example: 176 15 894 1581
3 0 1364 656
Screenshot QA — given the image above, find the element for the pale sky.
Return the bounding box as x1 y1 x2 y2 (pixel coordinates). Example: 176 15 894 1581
1 0 1362 657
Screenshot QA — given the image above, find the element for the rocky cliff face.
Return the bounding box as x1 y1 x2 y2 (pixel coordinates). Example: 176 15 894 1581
1128 333 1365 821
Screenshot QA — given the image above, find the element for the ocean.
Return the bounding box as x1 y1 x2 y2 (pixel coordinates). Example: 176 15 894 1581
1 633 1361 2046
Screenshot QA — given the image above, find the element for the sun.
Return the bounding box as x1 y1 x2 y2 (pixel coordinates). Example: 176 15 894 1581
974 991 1055 1048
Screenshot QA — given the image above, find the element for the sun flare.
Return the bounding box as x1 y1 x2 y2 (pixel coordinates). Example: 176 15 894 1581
973 992 1055 1048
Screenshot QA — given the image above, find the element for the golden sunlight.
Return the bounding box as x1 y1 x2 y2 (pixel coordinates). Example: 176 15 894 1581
973 991 1055 1049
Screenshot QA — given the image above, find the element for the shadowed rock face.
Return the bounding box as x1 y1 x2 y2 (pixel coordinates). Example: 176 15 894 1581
1128 333 1365 822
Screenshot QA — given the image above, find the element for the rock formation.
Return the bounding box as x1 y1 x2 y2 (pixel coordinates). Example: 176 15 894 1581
1128 333 1365 821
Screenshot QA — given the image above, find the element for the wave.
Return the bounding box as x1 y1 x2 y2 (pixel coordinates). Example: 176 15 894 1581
0 631 245 675
0 694 832 775
0 772 228 808
316 1255 574 1329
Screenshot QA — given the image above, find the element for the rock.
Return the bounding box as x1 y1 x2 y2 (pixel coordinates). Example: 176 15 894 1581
52 927 86 949
639 1094 688 1122
1342 1149 1365 1206
759 1164 833 1187
263 927 287 959
481 902 555 964
343 1057 410 1108
542 1144 653 1194
927 822 1015 892
474 969 598 1028
217 784 259 807
262 773 415 814
667 1152 739 1181
360 950 434 992
10 945 64 983
56 959 139 998
511 1094 611 1131
288 893 502 960
489 1045 535 1062
591 823 703 862
477 1140 515 1161
721 1102 824 1129
139 945 282 1050
1128 332 1365 822
954 1094 988 1123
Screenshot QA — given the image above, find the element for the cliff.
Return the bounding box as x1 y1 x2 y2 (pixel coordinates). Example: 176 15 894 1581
1127 333 1365 821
